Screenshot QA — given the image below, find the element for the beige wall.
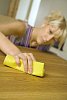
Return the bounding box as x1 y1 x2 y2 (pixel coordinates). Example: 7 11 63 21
0 0 11 16
35 0 67 26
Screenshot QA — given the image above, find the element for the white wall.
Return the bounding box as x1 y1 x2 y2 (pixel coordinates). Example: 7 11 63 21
0 0 10 16
16 0 41 26
28 0 41 26
16 0 31 21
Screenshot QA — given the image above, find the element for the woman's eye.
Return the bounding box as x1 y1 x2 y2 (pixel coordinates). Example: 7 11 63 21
49 30 53 34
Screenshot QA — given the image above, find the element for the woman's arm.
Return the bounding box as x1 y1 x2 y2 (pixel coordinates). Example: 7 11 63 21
0 32 21 55
0 20 26 37
0 32 35 74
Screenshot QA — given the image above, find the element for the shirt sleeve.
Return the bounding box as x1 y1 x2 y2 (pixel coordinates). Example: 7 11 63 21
7 24 33 47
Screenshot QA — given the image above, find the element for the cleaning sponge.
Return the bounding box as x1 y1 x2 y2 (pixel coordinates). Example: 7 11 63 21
3 55 45 77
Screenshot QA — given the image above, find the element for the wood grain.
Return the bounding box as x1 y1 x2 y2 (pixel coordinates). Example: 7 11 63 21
0 47 67 100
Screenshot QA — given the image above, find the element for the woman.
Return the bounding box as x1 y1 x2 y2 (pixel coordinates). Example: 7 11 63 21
0 11 67 73
6 11 67 51
30 11 67 51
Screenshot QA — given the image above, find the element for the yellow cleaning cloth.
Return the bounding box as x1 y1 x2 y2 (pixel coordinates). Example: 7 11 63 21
3 55 45 77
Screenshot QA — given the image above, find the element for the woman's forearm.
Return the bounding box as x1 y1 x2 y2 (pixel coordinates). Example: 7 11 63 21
0 32 21 56
0 32 35 74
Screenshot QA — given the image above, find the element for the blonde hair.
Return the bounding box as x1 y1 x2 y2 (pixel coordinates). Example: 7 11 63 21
44 11 67 50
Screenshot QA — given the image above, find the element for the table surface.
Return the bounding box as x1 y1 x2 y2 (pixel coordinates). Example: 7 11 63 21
0 47 67 100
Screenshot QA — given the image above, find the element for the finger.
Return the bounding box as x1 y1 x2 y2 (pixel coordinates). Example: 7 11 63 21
18 53 28 73
14 55 20 66
25 53 33 74
28 53 36 61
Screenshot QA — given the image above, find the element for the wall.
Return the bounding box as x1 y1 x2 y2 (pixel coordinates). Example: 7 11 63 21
0 0 10 16
16 0 41 26
28 0 41 26
35 0 67 26
35 0 67 58
16 0 32 21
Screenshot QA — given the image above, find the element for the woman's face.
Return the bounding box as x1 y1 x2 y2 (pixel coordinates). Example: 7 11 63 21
30 23 61 47
36 23 61 45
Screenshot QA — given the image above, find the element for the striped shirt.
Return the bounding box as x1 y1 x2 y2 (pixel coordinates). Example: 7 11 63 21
7 24 61 52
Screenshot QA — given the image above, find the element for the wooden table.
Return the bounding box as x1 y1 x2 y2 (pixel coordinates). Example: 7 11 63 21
0 47 67 100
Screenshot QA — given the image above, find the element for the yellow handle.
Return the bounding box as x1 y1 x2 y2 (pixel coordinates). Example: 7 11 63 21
3 55 45 77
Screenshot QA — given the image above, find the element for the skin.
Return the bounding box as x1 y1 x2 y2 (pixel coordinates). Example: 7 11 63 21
30 23 60 47
0 21 35 74
0 31 36 74
0 20 60 74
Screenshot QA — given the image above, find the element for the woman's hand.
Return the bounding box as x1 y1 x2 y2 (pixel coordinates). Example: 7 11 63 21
13 53 36 74
0 32 35 74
